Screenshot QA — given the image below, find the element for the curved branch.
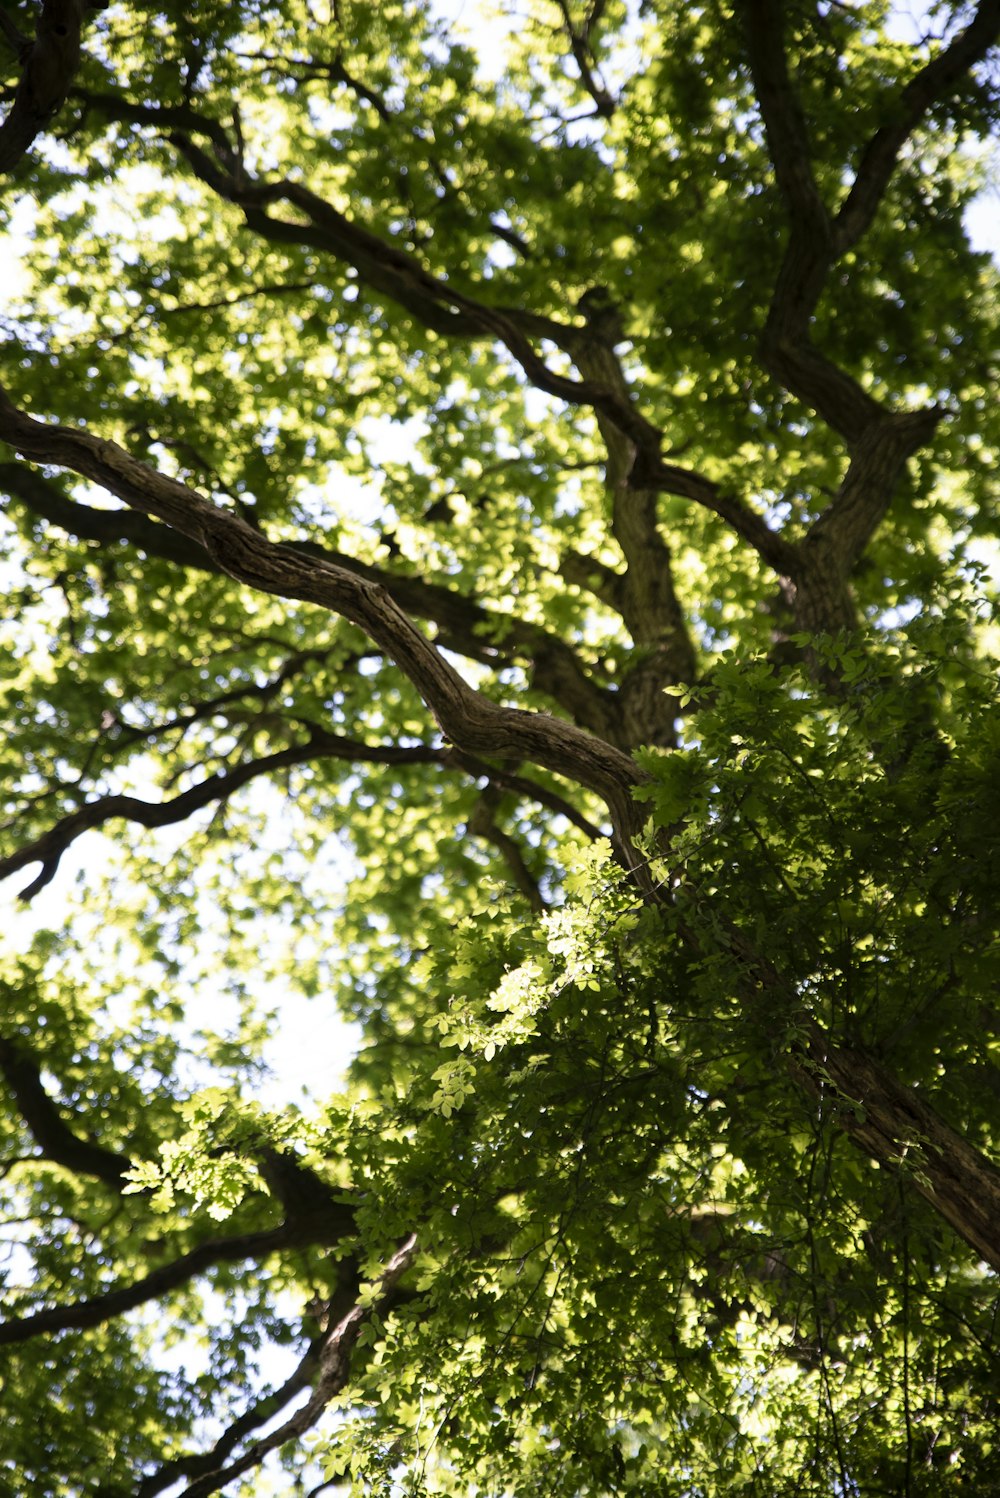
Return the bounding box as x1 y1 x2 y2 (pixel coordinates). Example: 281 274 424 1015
137 1324 329 1497
70 94 683 477
0 462 617 739
0 389 648 870
554 0 617 118
56 98 790 564
1 733 443 901
172 1234 418 1498
835 2 1000 252
0 1035 130 1189
740 0 999 447
0 1216 349 1347
0 0 95 175
802 407 944 569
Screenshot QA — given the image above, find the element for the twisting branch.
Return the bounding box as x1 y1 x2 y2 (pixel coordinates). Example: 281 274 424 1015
71 92 701 486
835 1 1000 252
570 308 696 746
0 1036 130 1189
172 1233 418 1498
0 733 445 901
0 388 649 873
136 1320 333 1497
0 462 618 739
735 0 993 634
553 0 617 118
66 94 803 562
742 0 1000 444
0 1217 348 1347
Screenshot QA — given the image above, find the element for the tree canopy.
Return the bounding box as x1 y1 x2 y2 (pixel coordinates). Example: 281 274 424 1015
1 1 999 1494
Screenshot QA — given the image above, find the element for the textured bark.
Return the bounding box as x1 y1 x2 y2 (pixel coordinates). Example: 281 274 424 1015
0 461 619 741
569 326 695 747
0 389 647 864
726 931 1000 1274
796 1036 1000 1274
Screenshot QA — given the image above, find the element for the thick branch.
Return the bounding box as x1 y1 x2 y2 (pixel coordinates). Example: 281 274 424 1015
0 0 93 175
726 932 1000 1274
796 1034 1000 1276
740 0 999 447
0 391 647 864
737 0 882 442
804 407 943 567
0 462 617 739
572 330 696 711
0 1035 129 1189
173 1234 418 1498
738 0 830 236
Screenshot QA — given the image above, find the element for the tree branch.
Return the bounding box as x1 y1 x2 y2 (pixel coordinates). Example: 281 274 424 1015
740 0 999 448
0 462 618 739
63 94 799 561
0 390 648 871
136 1320 332 1497
0 0 97 175
0 1217 348 1347
0 1035 130 1189
802 407 944 568
0 733 444 901
447 750 604 841
171 1234 418 1498
724 930 1000 1275
737 0 883 443
467 784 547 912
571 323 697 741
69 92 671 467
737 0 831 237
554 0 617 118
835 1 1000 253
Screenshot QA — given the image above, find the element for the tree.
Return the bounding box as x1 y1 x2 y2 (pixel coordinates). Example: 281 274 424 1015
0 0 998 1492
